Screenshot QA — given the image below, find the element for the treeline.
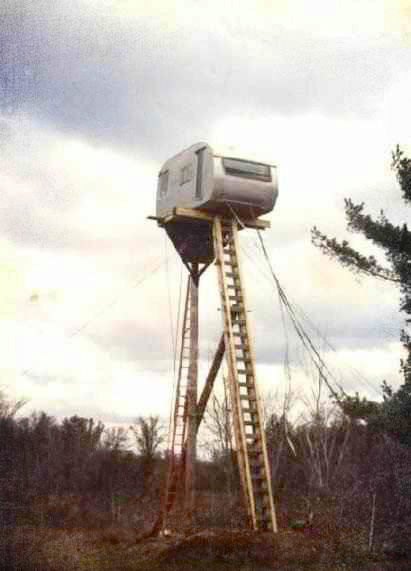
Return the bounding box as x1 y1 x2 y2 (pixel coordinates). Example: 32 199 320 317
204 384 411 544
0 396 242 530
265 394 411 533
0 403 165 528
1 384 411 550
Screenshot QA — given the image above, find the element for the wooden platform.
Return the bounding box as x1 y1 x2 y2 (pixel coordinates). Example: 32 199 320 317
148 207 271 231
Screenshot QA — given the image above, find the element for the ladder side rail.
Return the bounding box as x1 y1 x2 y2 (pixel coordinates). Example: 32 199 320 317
162 276 192 526
170 276 191 456
179 291 192 453
213 217 257 529
230 221 278 532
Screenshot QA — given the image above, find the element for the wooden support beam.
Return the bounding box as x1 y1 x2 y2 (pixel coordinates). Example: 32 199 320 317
196 334 225 434
185 265 199 518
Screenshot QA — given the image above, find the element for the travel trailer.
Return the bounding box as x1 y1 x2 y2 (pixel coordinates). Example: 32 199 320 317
156 142 278 219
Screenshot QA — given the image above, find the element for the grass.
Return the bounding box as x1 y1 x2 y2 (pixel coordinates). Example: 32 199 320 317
2 499 410 571
2 524 409 571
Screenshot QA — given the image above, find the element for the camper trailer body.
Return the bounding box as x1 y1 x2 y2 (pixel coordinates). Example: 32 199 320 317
156 142 278 219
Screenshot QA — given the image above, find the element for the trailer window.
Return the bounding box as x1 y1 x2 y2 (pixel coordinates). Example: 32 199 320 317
180 164 193 186
159 170 169 197
195 148 205 199
223 158 271 182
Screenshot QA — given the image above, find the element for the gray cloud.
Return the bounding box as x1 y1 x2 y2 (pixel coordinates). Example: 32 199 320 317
1 0 407 160
1 186 84 250
89 318 173 364
248 268 401 364
0 133 157 252
2 1 407 419
82 281 400 368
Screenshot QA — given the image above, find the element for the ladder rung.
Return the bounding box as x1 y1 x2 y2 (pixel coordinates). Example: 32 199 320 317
260 496 272 505
247 435 261 444
237 369 253 375
235 344 248 350
255 505 271 513
244 421 257 426
223 260 237 267
229 295 242 301
248 445 262 453
236 356 251 362
249 454 264 462
249 457 264 466
256 515 271 523
251 473 265 480
253 475 268 483
253 481 269 490
248 452 263 459
258 497 272 505
256 504 272 513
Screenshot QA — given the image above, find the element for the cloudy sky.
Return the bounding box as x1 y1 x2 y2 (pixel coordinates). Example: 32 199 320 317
1 0 411 428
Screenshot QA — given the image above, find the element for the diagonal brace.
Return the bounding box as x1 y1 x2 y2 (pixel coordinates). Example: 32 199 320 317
196 333 225 434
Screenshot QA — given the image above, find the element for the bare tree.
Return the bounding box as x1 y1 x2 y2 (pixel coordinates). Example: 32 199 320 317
297 367 351 492
203 377 236 497
264 384 298 486
204 394 233 460
0 389 27 418
129 415 165 462
103 426 129 451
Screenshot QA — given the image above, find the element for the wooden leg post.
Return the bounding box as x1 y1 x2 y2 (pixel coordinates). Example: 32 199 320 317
185 264 199 522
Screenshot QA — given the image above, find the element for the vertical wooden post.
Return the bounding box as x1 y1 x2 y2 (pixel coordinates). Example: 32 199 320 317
185 264 199 521
368 492 377 551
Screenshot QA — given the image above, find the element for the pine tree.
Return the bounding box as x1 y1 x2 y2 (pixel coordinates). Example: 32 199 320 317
312 146 411 445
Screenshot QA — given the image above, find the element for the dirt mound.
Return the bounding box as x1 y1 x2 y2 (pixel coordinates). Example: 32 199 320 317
158 528 327 568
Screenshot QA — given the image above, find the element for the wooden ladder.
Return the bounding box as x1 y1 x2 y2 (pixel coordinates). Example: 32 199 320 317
213 217 277 532
162 276 192 521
